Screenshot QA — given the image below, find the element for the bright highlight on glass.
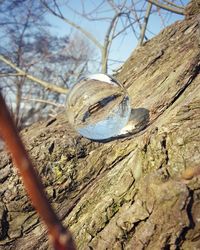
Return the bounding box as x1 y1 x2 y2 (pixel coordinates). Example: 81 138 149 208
66 74 131 140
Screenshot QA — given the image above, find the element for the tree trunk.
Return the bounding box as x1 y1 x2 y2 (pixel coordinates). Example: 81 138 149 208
0 4 200 250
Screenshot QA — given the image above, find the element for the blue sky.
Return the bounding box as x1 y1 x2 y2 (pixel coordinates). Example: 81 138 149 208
45 0 188 73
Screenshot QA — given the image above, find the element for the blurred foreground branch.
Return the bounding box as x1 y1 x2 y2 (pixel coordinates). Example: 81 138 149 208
0 92 75 250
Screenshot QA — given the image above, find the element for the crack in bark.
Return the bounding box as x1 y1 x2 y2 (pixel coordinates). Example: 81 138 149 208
175 189 195 249
124 215 152 249
160 133 169 167
169 54 200 107
148 52 200 128
0 207 9 241
57 154 132 222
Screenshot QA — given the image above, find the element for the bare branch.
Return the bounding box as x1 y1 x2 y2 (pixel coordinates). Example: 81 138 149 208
163 0 185 9
0 54 68 94
0 72 24 77
113 17 140 40
41 1 102 49
130 0 143 30
107 0 128 13
157 6 166 27
101 12 125 73
147 0 185 15
0 92 76 250
22 97 65 108
139 2 153 46
64 1 109 21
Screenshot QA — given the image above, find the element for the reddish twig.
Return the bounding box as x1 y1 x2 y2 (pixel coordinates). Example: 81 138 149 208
0 92 76 250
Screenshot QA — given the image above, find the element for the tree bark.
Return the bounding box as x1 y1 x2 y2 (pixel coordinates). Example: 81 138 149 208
0 4 200 250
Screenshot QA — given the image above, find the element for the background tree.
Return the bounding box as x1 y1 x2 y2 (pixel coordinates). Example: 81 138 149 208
0 0 95 129
0 0 188 130
41 0 186 73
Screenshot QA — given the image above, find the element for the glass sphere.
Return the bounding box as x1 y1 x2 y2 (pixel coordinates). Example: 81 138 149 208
66 74 131 140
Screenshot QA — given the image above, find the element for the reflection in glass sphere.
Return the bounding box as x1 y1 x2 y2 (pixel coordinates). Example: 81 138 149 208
66 74 131 140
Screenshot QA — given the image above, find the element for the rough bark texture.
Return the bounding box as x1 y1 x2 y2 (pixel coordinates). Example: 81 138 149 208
0 4 200 250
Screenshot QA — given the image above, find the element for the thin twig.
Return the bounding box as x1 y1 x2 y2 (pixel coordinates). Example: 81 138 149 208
101 12 125 73
0 92 75 250
139 2 152 46
0 72 24 77
22 97 65 108
163 0 185 9
41 0 102 49
157 6 166 27
147 0 184 15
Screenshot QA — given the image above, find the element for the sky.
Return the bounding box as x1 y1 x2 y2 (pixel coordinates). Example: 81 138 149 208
45 0 188 73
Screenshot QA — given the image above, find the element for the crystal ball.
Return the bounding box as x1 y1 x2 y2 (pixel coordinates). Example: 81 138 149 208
66 74 131 140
